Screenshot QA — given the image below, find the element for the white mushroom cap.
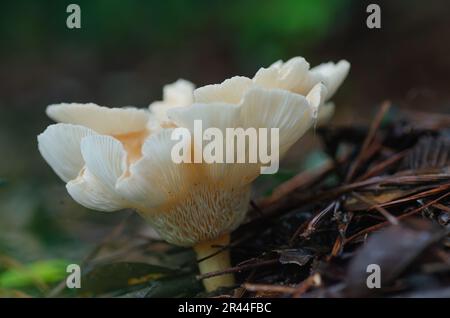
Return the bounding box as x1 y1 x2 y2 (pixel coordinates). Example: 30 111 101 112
46 103 149 135
37 56 350 246
149 79 195 126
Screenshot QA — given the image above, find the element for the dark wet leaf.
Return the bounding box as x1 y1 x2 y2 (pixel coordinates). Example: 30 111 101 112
118 273 201 298
344 220 448 297
144 273 202 298
277 249 313 267
344 188 425 211
79 262 174 296
393 287 450 298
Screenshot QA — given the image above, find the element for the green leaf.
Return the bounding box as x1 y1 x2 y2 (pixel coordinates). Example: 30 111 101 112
0 259 70 288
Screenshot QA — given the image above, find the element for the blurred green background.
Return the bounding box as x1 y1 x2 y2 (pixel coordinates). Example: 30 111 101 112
0 0 450 296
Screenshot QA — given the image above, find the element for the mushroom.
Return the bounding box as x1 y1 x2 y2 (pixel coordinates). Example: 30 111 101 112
37 56 349 292
148 79 195 127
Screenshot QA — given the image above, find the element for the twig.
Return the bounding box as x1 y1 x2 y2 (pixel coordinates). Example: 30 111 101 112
243 283 297 294
243 273 322 297
299 174 450 205
351 192 399 225
356 150 409 181
329 210 353 259
292 273 322 298
234 269 257 298
370 183 450 210
433 203 450 213
258 155 346 209
196 259 278 280
346 101 391 182
345 191 450 244
196 234 251 263
289 201 337 244
250 200 264 217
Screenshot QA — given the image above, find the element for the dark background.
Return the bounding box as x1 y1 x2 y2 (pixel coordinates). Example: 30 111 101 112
0 0 449 295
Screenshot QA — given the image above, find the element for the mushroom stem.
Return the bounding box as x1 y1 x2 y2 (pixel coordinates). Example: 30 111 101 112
194 234 235 292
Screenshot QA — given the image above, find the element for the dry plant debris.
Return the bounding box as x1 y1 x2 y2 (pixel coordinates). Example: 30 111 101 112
49 103 450 298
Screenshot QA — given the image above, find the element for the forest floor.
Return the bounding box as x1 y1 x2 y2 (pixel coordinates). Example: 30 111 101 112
43 102 450 298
